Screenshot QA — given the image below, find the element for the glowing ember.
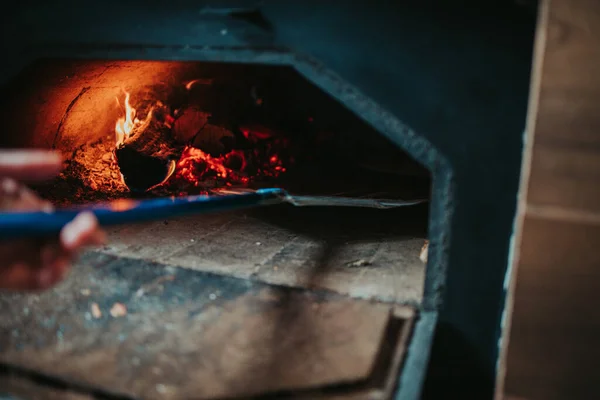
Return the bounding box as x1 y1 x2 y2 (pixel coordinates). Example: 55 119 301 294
176 146 250 186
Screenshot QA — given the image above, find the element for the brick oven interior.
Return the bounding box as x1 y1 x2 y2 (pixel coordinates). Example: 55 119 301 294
0 59 433 399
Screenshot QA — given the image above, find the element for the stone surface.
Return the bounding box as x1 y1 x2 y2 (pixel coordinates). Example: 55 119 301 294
99 204 427 304
0 252 414 399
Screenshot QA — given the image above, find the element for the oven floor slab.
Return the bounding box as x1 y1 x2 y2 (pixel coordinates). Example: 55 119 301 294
99 205 427 304
0 252 414 400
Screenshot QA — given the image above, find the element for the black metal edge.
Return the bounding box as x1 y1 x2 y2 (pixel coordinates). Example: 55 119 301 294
394 310 438 400
422 161 455 312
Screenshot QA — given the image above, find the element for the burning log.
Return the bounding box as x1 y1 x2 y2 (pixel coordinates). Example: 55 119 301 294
115 146 176 193
115 85 189 192
192 124 235 156
118 108 180 159
114 94 182 193
173 107 210 144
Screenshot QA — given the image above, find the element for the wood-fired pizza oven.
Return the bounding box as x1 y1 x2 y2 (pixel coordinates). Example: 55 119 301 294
0 1 537 399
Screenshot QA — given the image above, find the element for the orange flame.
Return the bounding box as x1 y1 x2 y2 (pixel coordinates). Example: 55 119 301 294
115 91 153 147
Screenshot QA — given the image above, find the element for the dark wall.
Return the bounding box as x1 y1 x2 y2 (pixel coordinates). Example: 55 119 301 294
257 2 536 397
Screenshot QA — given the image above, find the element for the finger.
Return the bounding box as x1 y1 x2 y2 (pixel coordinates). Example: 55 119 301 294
38 242 71 290
39 255 70 290
0 178 54 212
0 212 105 292
9 260 66 291
0 239 53 291
42 227 104 291
60 212 104 252
0 239 44 272
87 229 107 247
0 150 63 182
0 262 43 291
53 213 105 289
18 241 70 291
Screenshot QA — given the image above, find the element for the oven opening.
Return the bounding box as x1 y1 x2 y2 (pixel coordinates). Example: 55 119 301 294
1 59 432 303
0 58 440 398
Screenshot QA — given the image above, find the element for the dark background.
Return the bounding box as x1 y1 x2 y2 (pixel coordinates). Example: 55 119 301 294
251 3 535 398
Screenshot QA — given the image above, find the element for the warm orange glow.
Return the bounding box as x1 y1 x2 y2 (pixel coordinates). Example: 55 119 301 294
107 198 138 211
114 90 153 147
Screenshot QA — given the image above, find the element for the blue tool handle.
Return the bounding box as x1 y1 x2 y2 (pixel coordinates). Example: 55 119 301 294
0 188 286 241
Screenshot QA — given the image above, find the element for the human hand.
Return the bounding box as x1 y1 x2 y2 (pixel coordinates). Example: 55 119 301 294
0 150 106 291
